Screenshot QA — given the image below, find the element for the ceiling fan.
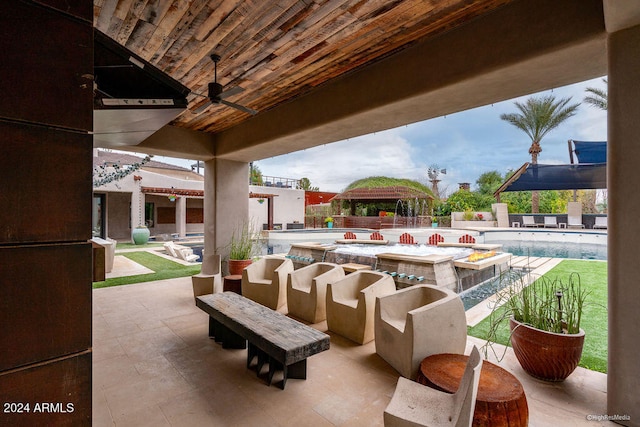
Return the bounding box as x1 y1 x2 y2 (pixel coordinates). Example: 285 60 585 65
191 54 257 115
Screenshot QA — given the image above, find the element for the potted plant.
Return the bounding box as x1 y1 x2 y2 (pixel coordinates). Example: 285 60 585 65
324 216 334 229
483 270 589 381
228 223 259 275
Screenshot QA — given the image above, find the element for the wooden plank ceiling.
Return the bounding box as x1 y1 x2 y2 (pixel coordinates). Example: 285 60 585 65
94 0 512 135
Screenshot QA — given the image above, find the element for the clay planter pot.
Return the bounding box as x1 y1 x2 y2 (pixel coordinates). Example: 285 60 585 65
228 259 252 276
131 227 150 245
510 317 585 381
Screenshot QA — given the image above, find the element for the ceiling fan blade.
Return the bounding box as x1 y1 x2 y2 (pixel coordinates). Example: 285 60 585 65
191 99 212 114
219 86 244 100
221 99 258 115
190 91 208 99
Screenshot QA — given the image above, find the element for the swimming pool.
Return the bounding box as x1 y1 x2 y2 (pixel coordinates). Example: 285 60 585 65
265 228 607 260
482 229 607 260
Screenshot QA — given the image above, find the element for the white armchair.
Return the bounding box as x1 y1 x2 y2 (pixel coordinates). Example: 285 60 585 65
241 257 294 311
375 285 467 379
384 346 483 427
326 270 396 344
191 253 222 303
287 262 345 323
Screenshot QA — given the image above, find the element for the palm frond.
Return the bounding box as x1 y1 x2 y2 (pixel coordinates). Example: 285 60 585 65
500 95 579 148
583 78 607 111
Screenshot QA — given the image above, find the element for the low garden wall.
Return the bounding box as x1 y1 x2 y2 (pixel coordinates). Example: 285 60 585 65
451 211 496 228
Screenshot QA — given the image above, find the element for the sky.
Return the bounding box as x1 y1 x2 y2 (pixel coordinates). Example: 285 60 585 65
152 76 608 195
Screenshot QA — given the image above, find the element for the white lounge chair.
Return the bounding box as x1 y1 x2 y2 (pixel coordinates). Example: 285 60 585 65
567 202 585 229
593 216 608 229
543 216 558 228
384 346 483 427
287 262 345 323
191 253 222 302
164 241 199 262
567 217 585 229
522 216 539 227
163 241 179 257
242 256 294 311
176 246 199 262
374 285 467 380
326 270 396 344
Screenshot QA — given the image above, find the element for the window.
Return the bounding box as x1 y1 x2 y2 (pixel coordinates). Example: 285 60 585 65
92 194 106 238
145 202 155 228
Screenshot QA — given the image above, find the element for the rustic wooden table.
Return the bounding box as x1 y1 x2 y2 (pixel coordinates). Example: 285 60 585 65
417 353 528 427
196 292 330 389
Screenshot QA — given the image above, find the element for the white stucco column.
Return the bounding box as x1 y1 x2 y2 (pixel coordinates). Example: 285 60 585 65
204 158 249 274
176 196 187 238
130 184 145 228
607 23 640 426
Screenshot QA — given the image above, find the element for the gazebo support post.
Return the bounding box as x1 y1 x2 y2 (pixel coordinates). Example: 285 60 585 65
267 196 274 230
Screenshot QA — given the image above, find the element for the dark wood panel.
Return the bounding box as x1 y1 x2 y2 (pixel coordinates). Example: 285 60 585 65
186 207 204 224
0 1 93 131
92 0 512 135
0 244 92 372
0 351 92 426
33 0 93 21
157 207 176 224
0 121 92 244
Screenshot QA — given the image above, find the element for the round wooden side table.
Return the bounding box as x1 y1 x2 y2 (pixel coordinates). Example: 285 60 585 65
417 353 528 427
223 275 242 294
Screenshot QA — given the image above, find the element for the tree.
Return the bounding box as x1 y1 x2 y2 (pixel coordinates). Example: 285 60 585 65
497 169 566 213
297 177 319 191
440 189 493 215
476 171 503 196
250 163 263 185
500 95 580 213
93 154 152 188
584 78 607 111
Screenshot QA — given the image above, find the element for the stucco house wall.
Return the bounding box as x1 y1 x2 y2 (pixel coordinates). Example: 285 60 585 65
95 152 306 240
249 185 305 230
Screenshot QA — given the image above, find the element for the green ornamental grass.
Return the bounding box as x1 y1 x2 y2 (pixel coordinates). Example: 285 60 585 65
468 260 608 373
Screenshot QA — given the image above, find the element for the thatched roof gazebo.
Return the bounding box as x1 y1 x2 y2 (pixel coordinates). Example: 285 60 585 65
331 185 433 215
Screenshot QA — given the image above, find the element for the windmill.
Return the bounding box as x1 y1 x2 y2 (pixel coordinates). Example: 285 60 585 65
427 165 446 199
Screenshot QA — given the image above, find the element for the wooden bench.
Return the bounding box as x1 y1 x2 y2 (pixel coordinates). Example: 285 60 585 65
196 292 330 389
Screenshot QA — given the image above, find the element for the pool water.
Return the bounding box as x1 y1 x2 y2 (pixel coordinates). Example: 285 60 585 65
458 272 520 311
495 240 606 260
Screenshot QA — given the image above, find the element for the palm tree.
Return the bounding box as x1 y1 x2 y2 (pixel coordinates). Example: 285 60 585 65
584 78 607 110
500 95 580 212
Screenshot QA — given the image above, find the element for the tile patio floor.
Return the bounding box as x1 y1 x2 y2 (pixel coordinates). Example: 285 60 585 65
93 277 613 426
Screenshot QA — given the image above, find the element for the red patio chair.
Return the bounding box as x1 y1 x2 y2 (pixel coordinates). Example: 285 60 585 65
428 233 444 245
370 231 385 241
459 234 476 244
344 231 357 240
399 233 416 244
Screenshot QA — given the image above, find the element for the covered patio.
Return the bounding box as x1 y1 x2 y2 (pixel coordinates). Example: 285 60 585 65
93 276 611 426
3 1 640 424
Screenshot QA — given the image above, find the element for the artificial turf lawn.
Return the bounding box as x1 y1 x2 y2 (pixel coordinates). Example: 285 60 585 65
92 251 202 289
467 259 608 373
